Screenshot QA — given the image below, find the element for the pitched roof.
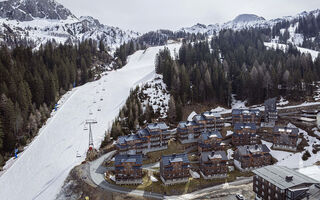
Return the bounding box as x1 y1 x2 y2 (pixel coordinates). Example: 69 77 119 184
253 165 319 190
201 151 228 162
115 154 142 165
178 121 197 128
192 114 206 121
162 153 189 166
232 109 260 115
199 130 222 141
273 126 299 135
237 144 270 156
147 122 168 131
234 123 257 130
117 134 140 144
202 111 221 118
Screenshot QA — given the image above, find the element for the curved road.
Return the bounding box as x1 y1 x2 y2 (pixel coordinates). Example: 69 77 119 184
88 151 253 200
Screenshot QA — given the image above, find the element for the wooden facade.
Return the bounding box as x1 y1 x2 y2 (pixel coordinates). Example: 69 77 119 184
200 151 228 179
232 109 261 124
232 123 258 146
116 122 171 155
234 144 272 171
160 154 190 185
177 111 225 144
273 126 299 151
114 154 143 184
198 131 223 152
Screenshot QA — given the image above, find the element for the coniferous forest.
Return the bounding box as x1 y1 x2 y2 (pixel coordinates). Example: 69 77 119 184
156 28 320 114
0 40 112 165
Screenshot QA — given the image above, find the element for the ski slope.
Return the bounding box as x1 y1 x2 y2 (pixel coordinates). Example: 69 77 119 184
0 43 181 200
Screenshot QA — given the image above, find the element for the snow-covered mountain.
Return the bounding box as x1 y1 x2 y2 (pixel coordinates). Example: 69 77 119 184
0 0 140 50
179 10 320 35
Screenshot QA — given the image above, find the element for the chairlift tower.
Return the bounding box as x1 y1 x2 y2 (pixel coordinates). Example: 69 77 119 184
86 119 97 150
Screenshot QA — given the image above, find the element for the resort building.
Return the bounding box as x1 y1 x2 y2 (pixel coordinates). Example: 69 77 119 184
273 126 299 151
160 153 190 185
232 109 261 124
200 151 228 179
198 130 223 152
232 123 258 146
253 165 320 200
114 154 143 185
234 144 272 171
116 122 171 155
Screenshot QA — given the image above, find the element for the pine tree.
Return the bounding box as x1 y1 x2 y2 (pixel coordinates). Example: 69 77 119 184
168 97 176 123
0 119 4 150
99 39 105 52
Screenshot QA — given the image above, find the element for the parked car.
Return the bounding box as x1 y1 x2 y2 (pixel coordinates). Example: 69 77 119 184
236 194 244 200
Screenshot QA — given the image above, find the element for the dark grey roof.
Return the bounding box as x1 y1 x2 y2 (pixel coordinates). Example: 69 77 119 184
253 165 319 190
273 126 299 135
137 128 150 137
192 114 205 121
234 123 257 130
178 121 197 128
199 131 222 142
237 144 270 156
162 153 189 166
147 122 168 130
115 154 142 165
201 151 228 162
202 111 221 119
117 134 140 144
232 109 260 115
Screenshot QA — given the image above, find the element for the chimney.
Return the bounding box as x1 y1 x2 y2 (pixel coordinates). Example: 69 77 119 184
286 176 293 182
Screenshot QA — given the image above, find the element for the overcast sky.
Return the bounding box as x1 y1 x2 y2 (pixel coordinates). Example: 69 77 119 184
56 0 320 33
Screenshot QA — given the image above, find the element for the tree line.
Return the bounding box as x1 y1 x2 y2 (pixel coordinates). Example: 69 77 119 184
155 28 320 120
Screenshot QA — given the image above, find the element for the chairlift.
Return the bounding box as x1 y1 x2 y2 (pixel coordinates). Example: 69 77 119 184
83 123 88 130
76 151 81 157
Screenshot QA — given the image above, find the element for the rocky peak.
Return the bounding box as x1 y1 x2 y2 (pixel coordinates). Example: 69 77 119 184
0 0 75 21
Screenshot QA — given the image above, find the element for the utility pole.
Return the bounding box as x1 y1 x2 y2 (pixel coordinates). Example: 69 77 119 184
86 119 97 150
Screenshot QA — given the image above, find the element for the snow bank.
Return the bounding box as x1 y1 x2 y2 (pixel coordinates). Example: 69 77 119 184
262 123 320 169
264 42 320 61
0 43 181 200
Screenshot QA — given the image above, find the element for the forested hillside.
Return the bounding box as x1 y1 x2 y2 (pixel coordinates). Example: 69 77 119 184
0 40 112 165
155 28 320 116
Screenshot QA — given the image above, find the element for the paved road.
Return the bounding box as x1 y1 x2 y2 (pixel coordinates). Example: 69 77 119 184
88 151 164 199
88 151 253 200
